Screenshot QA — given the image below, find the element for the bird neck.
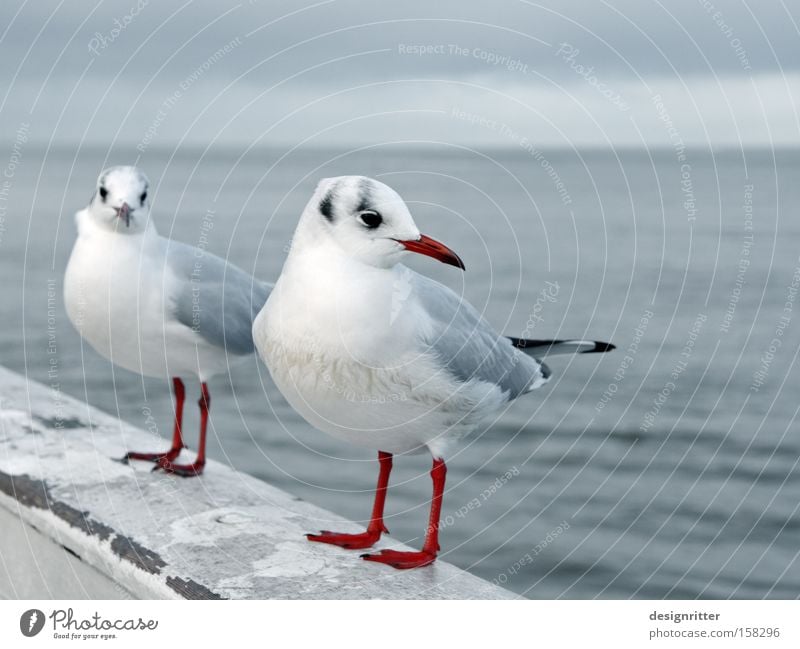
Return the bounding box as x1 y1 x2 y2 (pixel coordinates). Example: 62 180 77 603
76 207 158 244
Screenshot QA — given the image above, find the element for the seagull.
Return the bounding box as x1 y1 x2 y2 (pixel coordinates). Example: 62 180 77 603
64 166 271 476
253 176 614 569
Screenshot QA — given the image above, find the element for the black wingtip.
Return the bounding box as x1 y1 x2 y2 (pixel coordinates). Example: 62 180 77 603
585 341 615 353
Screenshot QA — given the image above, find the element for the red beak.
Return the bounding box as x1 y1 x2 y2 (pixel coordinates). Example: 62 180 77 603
116 202 131 227
395 234 465 270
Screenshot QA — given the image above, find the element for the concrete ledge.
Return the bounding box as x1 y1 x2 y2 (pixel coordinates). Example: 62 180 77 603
0 366 515 599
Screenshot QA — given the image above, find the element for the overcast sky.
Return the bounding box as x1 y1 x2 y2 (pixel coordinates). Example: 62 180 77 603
1 0 798 149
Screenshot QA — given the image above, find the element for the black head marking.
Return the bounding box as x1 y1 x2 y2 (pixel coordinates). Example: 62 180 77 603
319 190 334 221
319 180 342 221
98 171 108 202
97 168 118 204
356 177 373 213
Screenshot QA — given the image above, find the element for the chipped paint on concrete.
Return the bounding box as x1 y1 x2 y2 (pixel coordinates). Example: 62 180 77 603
0 366 516 599
0 471 115 541
166 576 225 600
33 415 87 429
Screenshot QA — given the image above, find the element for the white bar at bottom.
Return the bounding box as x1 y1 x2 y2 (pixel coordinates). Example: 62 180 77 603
0 600 797 647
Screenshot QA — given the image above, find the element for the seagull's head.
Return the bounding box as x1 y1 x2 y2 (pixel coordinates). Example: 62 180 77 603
88 166 150 233
301 176 464 271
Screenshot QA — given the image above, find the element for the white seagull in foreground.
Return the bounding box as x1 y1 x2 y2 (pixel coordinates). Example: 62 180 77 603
253 176 614 569
65 166 271 476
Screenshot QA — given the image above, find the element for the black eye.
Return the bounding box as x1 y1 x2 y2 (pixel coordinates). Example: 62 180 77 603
140 191 147 204
99 187 108 201
357 210 382 229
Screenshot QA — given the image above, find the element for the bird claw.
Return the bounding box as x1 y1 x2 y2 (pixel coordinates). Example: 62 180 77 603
156 457 205 477
306 529 385 550
122 448 183 464
360 548 437 570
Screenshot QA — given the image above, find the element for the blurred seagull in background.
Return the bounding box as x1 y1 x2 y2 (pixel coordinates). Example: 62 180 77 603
253 176 614 569
65 166 271 476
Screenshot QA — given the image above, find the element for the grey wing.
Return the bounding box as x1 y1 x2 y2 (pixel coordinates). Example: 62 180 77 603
412 272 549 399
167 240 272 356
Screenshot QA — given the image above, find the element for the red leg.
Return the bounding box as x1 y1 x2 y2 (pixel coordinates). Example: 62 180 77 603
123 377 186 464
361 457 446 569
307 451 393 550
158 382 208 477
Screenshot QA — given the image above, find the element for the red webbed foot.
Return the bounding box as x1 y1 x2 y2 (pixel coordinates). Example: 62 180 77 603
155 457 205 477
360 548 437 570
122 378 188 467
307 526 387 550
121 447 182 464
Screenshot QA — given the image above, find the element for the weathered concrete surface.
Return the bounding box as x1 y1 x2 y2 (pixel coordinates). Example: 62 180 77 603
0 366 516 599
0 506 134 599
